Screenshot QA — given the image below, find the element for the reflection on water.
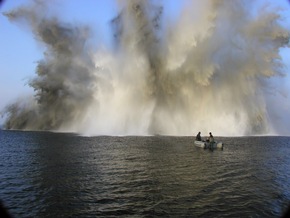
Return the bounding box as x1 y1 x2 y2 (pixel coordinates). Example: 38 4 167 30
0 130 290 217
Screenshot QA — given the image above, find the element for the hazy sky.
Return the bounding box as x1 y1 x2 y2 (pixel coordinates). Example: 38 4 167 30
0 0 289 134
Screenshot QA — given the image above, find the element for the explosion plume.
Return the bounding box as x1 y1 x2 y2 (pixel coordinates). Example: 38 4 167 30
2 0 290 136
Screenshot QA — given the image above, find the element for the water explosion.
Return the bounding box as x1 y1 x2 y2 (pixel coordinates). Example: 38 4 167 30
2 0 290 136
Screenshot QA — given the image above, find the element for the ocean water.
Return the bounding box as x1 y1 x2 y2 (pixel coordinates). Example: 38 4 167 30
0 130 290 217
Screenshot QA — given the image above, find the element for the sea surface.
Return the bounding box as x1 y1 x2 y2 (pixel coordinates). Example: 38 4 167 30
0 130 290 218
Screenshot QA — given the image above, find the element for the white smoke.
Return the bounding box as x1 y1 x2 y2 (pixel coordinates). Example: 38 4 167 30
2 0 290 136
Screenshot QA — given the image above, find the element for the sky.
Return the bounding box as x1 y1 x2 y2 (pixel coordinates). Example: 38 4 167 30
0 0 290 135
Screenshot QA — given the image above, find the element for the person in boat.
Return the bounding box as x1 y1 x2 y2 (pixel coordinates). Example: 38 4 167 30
196 132 202 141
208 132 214 142
208 132 214 148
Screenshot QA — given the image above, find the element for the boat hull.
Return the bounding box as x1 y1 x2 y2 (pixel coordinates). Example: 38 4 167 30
194 140 223 149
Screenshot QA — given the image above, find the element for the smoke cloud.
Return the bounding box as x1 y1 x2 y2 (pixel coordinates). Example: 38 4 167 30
3 1 96 130
2 0 290 136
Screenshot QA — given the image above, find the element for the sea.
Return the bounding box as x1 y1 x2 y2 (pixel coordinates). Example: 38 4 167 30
0 130 290 218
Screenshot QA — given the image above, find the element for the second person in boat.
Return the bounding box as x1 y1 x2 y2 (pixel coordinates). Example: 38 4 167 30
196 132 202 141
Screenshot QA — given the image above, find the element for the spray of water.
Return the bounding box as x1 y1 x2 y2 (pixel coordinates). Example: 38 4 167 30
2 0 289 136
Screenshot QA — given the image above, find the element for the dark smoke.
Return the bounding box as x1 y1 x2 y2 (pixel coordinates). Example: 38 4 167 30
3 1 96 130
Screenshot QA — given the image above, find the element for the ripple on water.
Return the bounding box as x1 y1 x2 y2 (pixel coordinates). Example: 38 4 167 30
0 132 290 217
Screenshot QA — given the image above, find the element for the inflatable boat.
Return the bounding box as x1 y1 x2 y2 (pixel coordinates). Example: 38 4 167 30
194 140 223 149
